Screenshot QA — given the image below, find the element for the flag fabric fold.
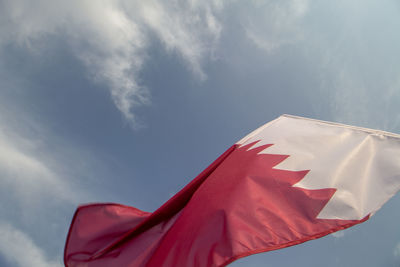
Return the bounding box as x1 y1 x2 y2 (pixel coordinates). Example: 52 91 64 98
64 115 400 267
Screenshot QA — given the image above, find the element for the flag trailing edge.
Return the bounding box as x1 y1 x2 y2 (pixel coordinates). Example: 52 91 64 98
64 114 400 267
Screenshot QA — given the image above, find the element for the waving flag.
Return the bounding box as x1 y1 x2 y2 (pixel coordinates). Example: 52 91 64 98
64 115 400 267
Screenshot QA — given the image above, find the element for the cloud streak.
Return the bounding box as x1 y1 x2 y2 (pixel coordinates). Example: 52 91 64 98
2 0 399 132
0 92 101 266
0 113 81 266
0 0 224 128
244 0 309 52
0 129 76 205
395 242 400 259
0 222 63 267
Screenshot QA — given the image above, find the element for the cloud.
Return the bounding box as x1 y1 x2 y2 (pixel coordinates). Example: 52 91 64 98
394 242 400 258
238 0 400 133
0 129 77 206
0 0 148 128
242 0 309 52
135 0 223 80
0 99 83 208
0 0 317 128
0 117 78 265
0 221 63 267
0 96 98 265
324 68 400 133
331 230 345 239
2 0 399 132
0 0 223 128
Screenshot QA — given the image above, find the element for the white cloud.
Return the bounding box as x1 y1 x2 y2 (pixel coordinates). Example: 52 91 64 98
241 0 400 133
2 0 399 132
0 130 77 206
328 68 371 127
243 0 309 52
0 102 83 208
0 102 94 265
0 124 74 266
311 1 400 131
0 221 63 267
0 0 224 128
394 242 400 258
331 230 345 239
135 0 223 80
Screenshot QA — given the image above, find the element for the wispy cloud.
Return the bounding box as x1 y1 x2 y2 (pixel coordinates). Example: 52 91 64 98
0 95 100 265
0 116 80 265
331 230 345 239
394 242 400 258
0 221 63 267
0 0 223 128
2 0 399 132
136 0 223 80
0 0 313 128
243 0 309 52
240 0 400 132
0 129 77 205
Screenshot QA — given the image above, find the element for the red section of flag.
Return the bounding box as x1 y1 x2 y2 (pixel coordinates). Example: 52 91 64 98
64 143 368 267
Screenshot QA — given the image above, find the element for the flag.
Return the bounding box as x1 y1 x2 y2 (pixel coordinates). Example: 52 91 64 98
64 115 400 267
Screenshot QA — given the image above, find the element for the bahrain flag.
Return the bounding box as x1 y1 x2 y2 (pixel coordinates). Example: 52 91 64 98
64 115 400 267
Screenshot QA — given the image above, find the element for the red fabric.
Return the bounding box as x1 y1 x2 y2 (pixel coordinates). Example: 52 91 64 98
64 143 368 267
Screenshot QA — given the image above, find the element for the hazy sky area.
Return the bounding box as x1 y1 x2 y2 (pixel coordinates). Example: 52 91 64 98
1 0 400 266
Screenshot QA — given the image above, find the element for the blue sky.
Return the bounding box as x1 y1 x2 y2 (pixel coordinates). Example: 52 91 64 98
0 0 400 266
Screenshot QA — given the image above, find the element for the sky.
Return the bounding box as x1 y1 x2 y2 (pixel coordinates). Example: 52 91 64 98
0 0 400 266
